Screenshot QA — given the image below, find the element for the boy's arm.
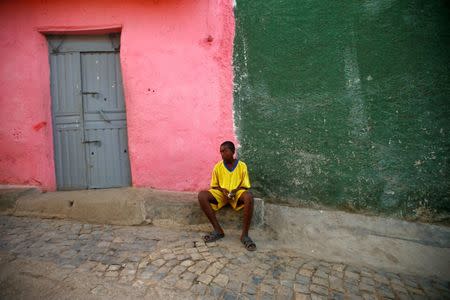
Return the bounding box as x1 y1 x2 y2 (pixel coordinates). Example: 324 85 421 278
211 186 229 193
230 186 248 194
212 186 231 198
229 166 251 197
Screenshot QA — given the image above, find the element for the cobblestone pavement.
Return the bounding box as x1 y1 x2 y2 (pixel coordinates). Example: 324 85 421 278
0 216 449 300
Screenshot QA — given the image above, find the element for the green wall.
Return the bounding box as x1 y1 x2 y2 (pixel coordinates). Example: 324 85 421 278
233 1 450 219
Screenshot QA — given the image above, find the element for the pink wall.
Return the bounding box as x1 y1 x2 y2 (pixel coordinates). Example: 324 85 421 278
0 0 236 191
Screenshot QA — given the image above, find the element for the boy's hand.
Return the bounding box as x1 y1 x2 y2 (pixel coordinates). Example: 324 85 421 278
221 188 236 200
229 187 248 199
220 188 230 198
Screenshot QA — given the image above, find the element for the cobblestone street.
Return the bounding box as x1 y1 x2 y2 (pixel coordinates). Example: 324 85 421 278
0 216 448 300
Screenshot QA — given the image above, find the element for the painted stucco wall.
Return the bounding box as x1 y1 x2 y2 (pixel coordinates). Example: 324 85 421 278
0 0 235 191
233 1 450 219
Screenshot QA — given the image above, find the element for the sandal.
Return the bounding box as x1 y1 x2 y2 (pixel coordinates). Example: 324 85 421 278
202 231 225 243
241 236 256 251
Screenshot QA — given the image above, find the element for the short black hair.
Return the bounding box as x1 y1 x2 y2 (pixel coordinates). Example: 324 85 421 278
221 141 235 153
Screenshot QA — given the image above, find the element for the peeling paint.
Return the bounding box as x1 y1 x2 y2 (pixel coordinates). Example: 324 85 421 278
32 121 47 131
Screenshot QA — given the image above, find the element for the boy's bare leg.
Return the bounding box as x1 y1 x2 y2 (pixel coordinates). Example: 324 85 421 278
238 191 256 250
239 191 254 240
198 191 224 235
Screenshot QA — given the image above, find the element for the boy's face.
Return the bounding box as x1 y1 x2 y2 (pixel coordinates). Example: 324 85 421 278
220 145 234 162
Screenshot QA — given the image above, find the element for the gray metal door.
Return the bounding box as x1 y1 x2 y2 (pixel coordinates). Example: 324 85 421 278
49 35 131 190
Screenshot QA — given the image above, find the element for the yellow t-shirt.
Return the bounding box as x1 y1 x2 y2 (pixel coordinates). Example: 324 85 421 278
210 160 251 191
208 160 251 211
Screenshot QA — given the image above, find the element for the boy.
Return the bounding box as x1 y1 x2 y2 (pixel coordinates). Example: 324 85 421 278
198 141 256 251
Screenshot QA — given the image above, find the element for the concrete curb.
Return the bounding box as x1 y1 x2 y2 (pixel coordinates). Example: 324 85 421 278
266 203 450 279
1 188 265 229
0 188 41 214
12 188 147 226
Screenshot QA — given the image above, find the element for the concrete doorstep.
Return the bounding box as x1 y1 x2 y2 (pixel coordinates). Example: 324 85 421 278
0 187 449 281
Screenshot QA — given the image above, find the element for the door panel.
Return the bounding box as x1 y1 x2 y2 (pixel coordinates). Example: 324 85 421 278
50 52 87 190
81 52 125 112
85 127 131 188
54 129 87 189
81 52 130 188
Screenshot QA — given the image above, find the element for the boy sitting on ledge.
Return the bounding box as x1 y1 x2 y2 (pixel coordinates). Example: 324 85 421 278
198 141 256 251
